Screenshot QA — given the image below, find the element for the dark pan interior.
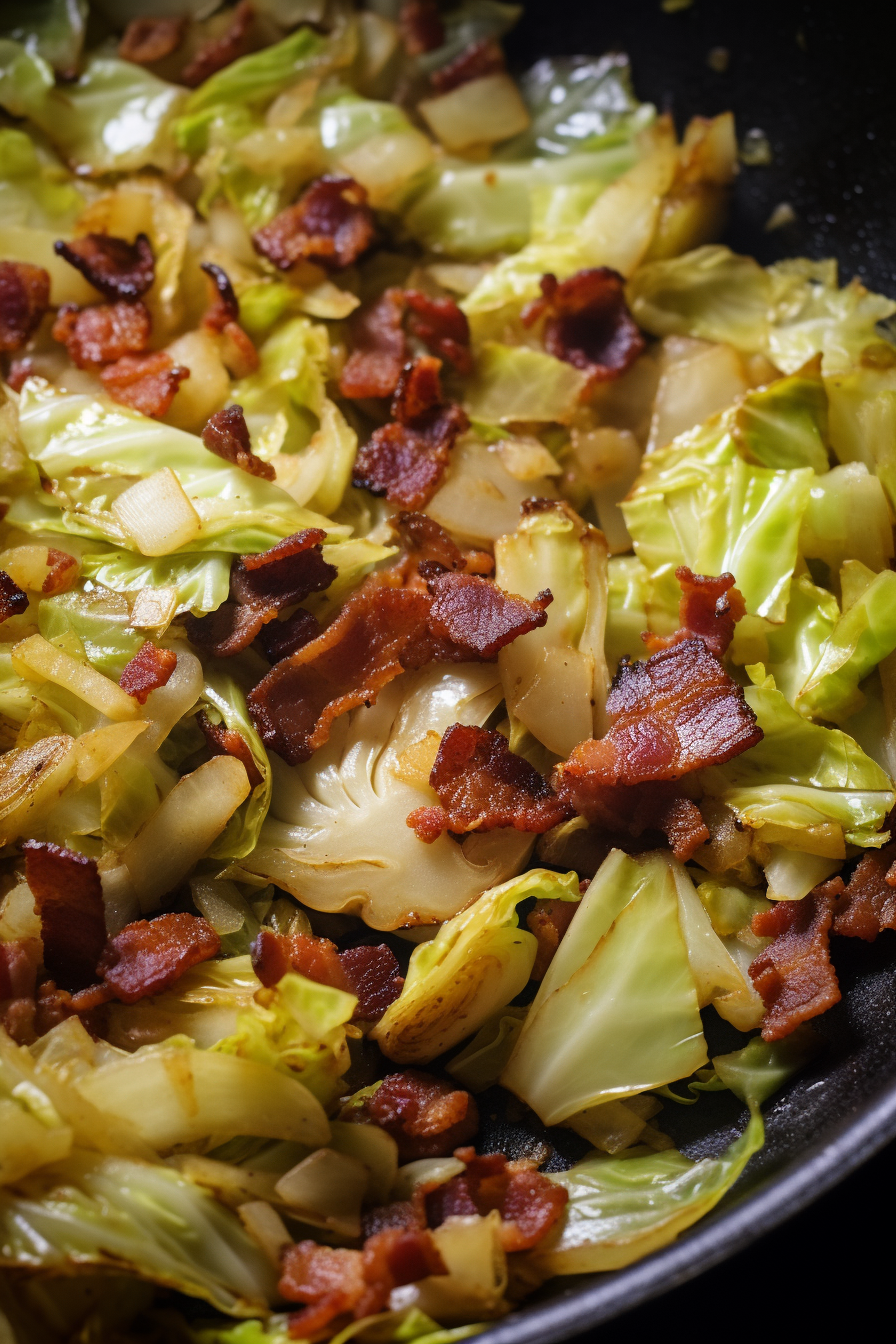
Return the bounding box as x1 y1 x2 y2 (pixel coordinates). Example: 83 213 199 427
479 2 896 1339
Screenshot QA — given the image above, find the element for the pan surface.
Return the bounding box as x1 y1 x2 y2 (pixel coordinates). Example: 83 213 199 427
478 2 896 1338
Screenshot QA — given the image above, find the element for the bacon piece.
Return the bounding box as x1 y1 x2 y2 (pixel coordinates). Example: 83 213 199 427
527 899 578 980
643 567 747 660
200 262 240 333
181 0 255 87
23 842 107 993
183 601 269 659
361 1200 424 1239
522 268 645 388
41 549 78 595
54 234 155 302
404 290 473 373
52 301 151 370
339 288 407 400
408 723 571 843
7 357 34 392
0 262 50 353
831 847 896 941
253 175 375 273
118 641 177 705
0 570 28 623
394 511 464 571
340 945 405 1021
197 709 263 790
251 929 403 1021
119 15 186 64
749 879 843 1041
260 608 321 664
97 913 221 1004
356 1070 479 1162
425 1150 568 1253
361 1225 445 1302
427 570 551 659
0 939 41 1001
201 405 275 480
281 1242 366 1338
352 357 469 509
100 351 190 418
430 38 506 94
399 0 445 54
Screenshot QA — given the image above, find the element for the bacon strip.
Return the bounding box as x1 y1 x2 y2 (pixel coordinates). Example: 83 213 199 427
119 15 186 64
643 567 746 659
522 268 645 388
118 641 177 704
0 262 50 352
100 351 189 418
202 405 274 480
425 1148 568 1253
181 0 255 87
52 301 152 369
200 262 240 333
404 290 473 373
0 939 41 1001
339 288 407 400
749 878 843 1041
260 608 321 664
399 0 445 54
54 234 155 302
97 913 221 1004
253 175 375 273
408 723 571 843
0 570 28 623
42 549 79 595
527 898 579 980
251 928 403 1021
427 570 551 658
197 709 264 790
831 847 896 941
430 38 506 93
354 1070 479 1161
352 357 469 509
23 842 107 993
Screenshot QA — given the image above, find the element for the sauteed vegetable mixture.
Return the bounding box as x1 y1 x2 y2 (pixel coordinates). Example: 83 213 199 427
1 2 895 1339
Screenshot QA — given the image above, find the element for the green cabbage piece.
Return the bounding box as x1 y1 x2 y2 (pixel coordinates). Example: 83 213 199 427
38 588 144 678
0 0 86 76
732 573 839 707
733 362 829 473
0 1151 276 1315
799 462 894 585
202 671 272 863
0 126 84 229
213 971 355 1108
501 850 708 1126
415 0 520 76
605 555 650 670
464 344 588 425
826 364 896 510
371 868 580 1066
181 25 331 117
499 53 654 159
627 246 896 374
79 548 232 618
701 675 894 848
797 569 896 723
446 1008 528 1093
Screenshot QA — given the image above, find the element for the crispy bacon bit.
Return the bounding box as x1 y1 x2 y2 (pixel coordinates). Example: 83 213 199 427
0 939 41 1001
251 928 403 1021
23 841 107 993
643 567 747 660
54 234 155 302
356 1070 479 1161
119 641 178 705
42 549 78 595
97 913 221 1004
831 847 896 941
52 301 151 370
749 879 843 1041
353 357 469 509
404 290 473 373
0 262 50 353
399 0 445 54
260 608 321 664
339 288 407 400
201 405 275 481
361 1225 445 1300
100 351 190 418
522 268 645 388
200 262 240 333
428 570 552 658
197 709 264 790
0 570 28 623
253 175 375 273
180 0 255 87
408 723 571 843
394 511 463 571
528 899 578 980
426 1150 568 1253
430 37 506 93
183 601 269 659
119 15 186 65
7 357 34 392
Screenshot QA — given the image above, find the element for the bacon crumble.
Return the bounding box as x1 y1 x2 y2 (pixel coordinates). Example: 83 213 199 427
425 1148 568 1253
119 641 178 704
427 569 551 657
100 351 190 418
408 723 572 843
54 234 155 302
251 928 403 1021
200 262 240 332
119 15 187 65
749 878 843 1041
0 261 51 353
404 290 473 373
354 1070 479 1161
0 571 28 623
527 899 579 980
197 710 264 790
201 405 275 480
52 301 152 370
42 549 79 594
260 607 321 664
97 913 221 1004
7 357 34 392
643 567 747 659
430 38 506 93
253 175 375 272
831 846 896 941
23 841 108 993
339 288 408 400
0 939 41 1002
522 268 646 387
180 0 255 87
399 0 445 54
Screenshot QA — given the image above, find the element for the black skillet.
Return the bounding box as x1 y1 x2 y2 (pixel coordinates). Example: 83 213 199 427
475 1 896 1338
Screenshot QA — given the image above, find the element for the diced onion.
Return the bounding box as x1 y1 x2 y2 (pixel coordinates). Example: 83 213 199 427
274 1147 369 1239
74 722 148 784
12 635 138 722
329 1120 399 1205
0 545 79 594
647 337 750 452
338 129 434 208
764 846 841 901
161 332 229 435
129 585 178 631
419 74 531 152
237 1201 294 1267
111 468 201 557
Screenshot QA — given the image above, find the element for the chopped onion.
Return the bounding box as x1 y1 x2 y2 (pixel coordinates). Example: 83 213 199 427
493 437 563 482
419 74 531 153
427 437 559 546
764 846 841 901
274 1147 369 1239
234 126 322 177
647 337 750 452
12 635 138 722
161 332 229 435
0 545 79 594
580 122 678 276
133 648 204 758
329 1120 399 1205
74 722 148 784
570 426 642 553
0 736 77 848
237 1201 294 1268
111 468 202 557
0 881 43 942
566 1099 649 1153
129 585 178 631
338 129 434 208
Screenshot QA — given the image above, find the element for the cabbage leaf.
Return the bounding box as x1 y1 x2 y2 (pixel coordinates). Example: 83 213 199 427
79 547 232 618
202 671 272 862
797 569 896 723
464 344 588 425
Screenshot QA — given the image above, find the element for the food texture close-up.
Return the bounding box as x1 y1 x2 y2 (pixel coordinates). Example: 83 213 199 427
0 1 894 1341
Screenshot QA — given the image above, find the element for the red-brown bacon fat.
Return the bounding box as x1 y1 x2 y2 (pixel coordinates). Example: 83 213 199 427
54 233 155 302
52 301 152 370
0 261 50 353
23 841 107 993
100 351 190 418
353 1070 479 1162
643 567 747 660
522 267 645 387
253 175 375 272
749 877 843 1041
251 928 403 1022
